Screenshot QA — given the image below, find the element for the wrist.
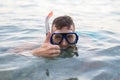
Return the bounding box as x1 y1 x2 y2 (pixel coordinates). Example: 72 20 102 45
19 50 34 57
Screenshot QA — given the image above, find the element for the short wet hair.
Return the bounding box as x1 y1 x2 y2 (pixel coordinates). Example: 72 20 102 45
52 15 75 30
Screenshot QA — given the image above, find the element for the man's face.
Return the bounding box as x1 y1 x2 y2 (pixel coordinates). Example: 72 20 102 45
51 25 75 49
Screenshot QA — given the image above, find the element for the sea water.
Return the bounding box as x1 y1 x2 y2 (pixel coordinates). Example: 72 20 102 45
0 0 120 80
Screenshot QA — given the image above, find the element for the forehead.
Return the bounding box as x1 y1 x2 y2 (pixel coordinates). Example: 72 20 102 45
52 25 74 33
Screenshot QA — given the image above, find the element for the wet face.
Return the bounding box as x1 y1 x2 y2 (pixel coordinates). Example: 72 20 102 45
51 25 75 49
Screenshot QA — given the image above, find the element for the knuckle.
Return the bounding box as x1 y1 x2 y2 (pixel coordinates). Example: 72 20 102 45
58 50 61 53
54 45 60 49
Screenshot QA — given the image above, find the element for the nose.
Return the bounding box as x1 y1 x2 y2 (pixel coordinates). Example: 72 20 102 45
60 39 68 48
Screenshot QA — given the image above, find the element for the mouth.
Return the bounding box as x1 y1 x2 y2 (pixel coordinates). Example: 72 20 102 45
60 46 69 50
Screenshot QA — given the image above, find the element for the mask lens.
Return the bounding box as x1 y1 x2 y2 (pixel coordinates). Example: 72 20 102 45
66 33 77 44
51 33 62 44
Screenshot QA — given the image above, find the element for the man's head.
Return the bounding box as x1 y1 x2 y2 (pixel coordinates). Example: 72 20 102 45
51 15 75 32
51 15 76 49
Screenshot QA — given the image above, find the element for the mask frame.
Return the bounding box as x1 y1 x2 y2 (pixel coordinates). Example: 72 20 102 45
50 32 79 45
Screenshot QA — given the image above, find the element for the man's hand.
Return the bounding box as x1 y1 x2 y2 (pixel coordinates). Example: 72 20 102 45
32 32 60 58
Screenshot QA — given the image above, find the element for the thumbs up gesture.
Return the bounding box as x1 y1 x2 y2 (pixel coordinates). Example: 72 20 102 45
32 32 60 58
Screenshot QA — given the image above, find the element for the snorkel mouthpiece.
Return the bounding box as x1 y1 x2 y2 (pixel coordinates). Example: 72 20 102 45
45 11 53 35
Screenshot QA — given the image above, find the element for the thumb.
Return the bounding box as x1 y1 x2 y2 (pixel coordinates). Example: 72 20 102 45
44 32 51 43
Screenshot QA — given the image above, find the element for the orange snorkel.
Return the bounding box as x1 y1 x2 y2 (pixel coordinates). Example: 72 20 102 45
45 11 53 35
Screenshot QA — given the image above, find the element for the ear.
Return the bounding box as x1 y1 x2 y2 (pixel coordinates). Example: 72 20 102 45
51 24 57 32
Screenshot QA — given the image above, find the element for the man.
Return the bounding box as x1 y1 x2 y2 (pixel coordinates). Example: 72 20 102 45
32 15 79 58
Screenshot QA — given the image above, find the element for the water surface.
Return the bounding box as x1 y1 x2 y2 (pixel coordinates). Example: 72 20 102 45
0 0 120 80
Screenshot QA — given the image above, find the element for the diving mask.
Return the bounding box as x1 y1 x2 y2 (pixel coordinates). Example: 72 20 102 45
50 32 78 45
